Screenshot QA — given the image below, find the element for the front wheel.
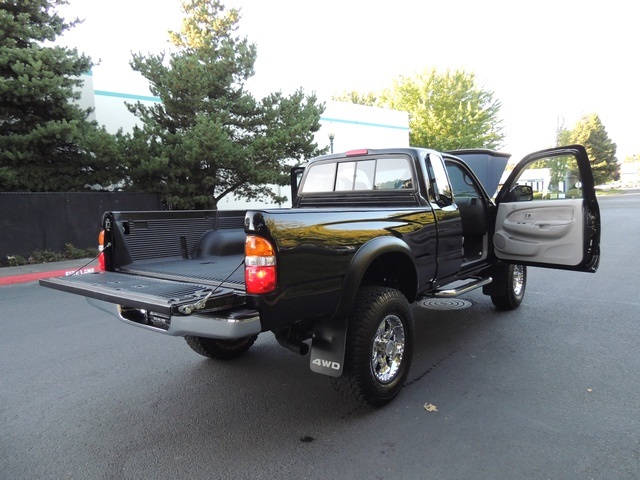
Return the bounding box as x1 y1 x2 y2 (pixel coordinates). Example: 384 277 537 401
184 335 258 360
332 286 414 407
491 264 527 310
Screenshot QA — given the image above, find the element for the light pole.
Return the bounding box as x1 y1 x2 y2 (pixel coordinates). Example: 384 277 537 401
328 131 335 154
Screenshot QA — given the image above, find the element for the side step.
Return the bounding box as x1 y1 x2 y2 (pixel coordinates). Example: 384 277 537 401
425 276 492 298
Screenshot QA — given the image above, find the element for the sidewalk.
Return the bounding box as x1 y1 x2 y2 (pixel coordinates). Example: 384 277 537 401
0 258 99 286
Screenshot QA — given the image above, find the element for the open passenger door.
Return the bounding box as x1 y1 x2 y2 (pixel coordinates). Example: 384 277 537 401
494 145 600 272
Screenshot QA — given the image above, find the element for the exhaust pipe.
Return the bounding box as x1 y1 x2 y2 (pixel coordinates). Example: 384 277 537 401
275 332 309 356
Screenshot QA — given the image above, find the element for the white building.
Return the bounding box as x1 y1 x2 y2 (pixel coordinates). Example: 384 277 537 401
78 72 410 207
620 159 640 188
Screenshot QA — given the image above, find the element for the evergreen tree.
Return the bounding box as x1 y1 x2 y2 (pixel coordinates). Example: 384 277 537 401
0 0 119 191
125 0 325 209
563 114 619 185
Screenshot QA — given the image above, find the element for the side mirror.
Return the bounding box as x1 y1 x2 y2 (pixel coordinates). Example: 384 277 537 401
510 184 533 202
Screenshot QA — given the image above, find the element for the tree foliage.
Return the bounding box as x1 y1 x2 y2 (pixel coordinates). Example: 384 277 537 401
0 0 119 191
124 0 325 209
332 90 378 107
334 68 504 151
558 113 619 184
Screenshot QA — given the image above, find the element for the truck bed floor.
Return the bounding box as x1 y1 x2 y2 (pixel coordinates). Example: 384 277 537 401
118 255 246 289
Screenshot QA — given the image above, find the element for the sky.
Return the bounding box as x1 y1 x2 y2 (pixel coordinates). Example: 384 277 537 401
57 0 639 161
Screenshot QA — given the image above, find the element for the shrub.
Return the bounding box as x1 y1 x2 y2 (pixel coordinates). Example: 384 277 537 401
6 255 27 267
566 188 582 198
29 249 64 264
63 243 98 259
1 244 99 267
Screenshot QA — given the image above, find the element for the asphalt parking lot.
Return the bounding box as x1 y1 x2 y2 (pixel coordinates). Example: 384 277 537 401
1 194 639 479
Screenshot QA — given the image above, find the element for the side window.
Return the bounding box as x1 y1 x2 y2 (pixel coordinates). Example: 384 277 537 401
513 155 582 200
446 162 480 198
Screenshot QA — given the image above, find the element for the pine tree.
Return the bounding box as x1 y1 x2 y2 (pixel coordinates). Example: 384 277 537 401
125 0 324 209
0 0 119 191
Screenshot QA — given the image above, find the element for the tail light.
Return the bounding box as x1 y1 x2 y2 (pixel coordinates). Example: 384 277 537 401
245 235 277 294
98 230 105 271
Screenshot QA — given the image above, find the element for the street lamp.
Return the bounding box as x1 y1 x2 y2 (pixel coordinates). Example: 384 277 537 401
328 131 335 154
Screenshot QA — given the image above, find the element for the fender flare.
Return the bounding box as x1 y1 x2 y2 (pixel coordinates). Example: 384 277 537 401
333 236 417 320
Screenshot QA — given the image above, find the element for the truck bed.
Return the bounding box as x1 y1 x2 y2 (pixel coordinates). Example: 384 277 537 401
40 209 248 316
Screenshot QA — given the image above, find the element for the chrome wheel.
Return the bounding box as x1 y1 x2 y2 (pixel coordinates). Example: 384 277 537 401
512 264 525 298
371 314 406 384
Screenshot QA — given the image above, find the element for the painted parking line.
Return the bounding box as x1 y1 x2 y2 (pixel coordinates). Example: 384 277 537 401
0 265 99 286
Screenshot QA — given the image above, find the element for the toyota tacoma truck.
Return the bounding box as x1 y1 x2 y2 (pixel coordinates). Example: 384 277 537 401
41 145 601 407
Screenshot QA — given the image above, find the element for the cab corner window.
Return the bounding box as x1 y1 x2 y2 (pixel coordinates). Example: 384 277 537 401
512 155 582 201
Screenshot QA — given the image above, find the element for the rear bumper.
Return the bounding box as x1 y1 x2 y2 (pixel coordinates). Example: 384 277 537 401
88 298 262 339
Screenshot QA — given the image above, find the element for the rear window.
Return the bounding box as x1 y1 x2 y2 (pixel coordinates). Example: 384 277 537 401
300 156 414 194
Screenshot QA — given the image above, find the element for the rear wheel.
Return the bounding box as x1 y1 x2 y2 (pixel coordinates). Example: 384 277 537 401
184 335 258 360
491 264 527 310
333 286 414 407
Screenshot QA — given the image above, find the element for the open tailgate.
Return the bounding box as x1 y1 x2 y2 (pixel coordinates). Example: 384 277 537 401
40 271 244 316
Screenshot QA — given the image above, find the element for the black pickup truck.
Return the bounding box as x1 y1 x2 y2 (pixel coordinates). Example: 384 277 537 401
41 145 601 406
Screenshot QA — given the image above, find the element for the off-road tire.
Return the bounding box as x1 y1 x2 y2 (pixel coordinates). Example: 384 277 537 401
184 335 258 360
332 286 414 407
491 264 527 310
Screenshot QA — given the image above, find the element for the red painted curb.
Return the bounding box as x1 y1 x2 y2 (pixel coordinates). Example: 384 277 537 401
0 265 99 286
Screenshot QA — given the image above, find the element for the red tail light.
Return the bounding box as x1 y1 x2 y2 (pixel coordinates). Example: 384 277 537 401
98 230 105 271
245 235 277 294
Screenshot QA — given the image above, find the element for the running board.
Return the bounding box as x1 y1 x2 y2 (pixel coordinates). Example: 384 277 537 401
426 276 492 298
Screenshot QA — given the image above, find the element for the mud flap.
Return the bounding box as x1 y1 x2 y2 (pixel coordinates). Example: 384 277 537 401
310 317 347 377
482 263 508 296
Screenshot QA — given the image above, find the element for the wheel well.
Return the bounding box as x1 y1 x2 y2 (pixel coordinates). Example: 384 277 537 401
361 252 417 302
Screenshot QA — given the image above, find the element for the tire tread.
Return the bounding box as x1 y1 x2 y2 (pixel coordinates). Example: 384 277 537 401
184 335 258 360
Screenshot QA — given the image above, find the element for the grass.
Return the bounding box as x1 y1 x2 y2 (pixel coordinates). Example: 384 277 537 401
595 188 625 196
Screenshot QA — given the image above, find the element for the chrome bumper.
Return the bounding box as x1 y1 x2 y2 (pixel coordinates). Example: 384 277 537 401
87 298 262 339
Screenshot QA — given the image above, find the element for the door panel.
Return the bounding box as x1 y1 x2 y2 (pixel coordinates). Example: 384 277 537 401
494 199 584 265
495 145 600 272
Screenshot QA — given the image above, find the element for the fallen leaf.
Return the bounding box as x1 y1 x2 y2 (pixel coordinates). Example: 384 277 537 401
423 403 438 412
